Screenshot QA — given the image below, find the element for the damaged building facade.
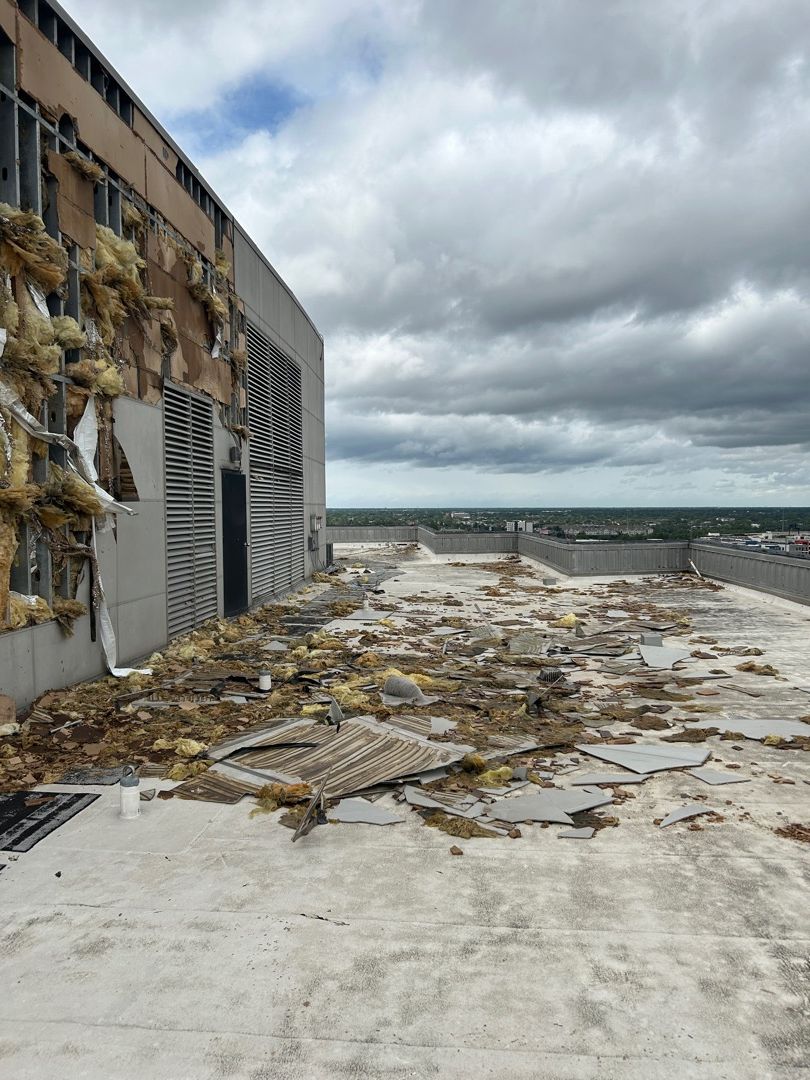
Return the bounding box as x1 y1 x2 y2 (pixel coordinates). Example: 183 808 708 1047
0 0 326 705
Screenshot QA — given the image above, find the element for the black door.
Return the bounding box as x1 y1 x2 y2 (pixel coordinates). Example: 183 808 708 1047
222 470 248 616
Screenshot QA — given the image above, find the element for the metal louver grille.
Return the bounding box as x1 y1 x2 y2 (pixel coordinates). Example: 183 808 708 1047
163 383 217 636
247 323 304 601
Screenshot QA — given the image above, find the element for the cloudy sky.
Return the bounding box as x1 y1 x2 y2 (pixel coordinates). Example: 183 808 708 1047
64 0 810 506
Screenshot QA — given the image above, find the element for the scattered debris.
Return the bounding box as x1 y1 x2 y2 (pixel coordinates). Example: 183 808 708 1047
449 845 464 855
688 768 751 786
658 804 718 829
774 823 810 844
328 799 403 825
575 743 710 774
0 791 99 852
2 548 806 859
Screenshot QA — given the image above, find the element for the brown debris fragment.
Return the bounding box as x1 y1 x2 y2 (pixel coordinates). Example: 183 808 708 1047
774 823 810 844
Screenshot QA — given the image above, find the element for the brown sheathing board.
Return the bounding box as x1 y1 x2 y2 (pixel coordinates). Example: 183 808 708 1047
16 10 219 263
16 15 147 189
145 149 215 258
219 234 235 287
0 0 15 40
13 2 237 410
46 150 96 249
144 232 232 404
132 109 179 176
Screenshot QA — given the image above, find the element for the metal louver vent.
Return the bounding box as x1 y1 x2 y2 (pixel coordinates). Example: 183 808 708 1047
163 382 217 636
246 323 304 601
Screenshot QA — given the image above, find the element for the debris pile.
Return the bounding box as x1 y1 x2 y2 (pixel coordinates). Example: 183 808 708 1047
1 549 807 849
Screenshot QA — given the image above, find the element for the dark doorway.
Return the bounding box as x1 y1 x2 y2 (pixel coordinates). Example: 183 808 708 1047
222 470 248 617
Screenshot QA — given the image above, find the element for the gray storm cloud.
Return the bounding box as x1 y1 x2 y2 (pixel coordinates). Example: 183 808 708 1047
63 0 810 501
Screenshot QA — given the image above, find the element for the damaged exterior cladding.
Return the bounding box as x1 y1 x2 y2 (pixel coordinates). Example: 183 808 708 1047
0 0 326 706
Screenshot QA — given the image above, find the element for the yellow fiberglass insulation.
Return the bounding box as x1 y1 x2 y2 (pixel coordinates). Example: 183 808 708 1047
189 280 227 324
52 596 87 636
65 356 125 398
0 203 68 295
121 202 145 233
0 483 38 514
214 249 231 278
51 315 87 350
83 225 180 346
0 276 19 334
6 415 31 488
0 518 15 623
63 151 105 184
44 463 104 519
8 591 53 629
2 290 61 377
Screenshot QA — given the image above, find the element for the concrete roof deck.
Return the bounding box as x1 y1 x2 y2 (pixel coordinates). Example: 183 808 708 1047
1 544 809 1079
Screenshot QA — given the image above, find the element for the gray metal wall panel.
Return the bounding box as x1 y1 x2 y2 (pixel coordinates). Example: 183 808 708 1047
233 224 325 579
246 322 305 600
691 544 810 606
163 383 217 636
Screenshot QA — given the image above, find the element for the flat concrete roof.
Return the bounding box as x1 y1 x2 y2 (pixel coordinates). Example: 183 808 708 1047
1 545 809 1078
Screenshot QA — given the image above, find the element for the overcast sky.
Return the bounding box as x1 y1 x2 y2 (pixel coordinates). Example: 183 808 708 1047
64 0 810 506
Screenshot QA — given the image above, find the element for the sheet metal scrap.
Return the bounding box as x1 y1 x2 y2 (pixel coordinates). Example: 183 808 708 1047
403 785 486 819
199 715 470 801
380 675 440 707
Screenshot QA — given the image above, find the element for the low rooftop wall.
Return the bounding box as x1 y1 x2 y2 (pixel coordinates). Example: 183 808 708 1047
326 526 810 606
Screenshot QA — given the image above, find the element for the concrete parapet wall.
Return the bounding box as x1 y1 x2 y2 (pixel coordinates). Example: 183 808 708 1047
417 527 518 555
327 526 810 605
691 543 810 606
327 526 419 543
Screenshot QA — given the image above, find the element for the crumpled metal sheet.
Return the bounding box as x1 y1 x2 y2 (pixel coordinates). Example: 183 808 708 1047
207 715 470 799
380 675 439 707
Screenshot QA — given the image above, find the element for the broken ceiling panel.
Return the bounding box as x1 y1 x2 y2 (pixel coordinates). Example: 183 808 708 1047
483 787 612 824
639 645 692 669
575 743 710 774
659 804 718 828
687 768 751 786
328 799 404 825
570 772 650 786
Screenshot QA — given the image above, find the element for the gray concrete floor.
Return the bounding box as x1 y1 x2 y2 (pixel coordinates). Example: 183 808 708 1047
1 546 809 1079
